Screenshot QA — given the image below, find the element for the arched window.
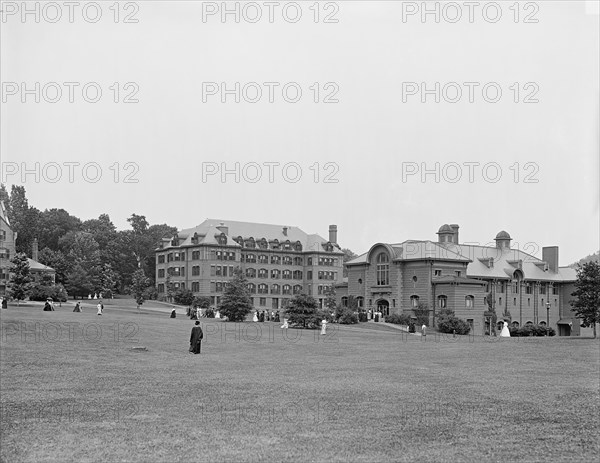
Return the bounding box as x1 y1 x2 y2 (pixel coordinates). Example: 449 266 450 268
293 270 303 279
410 295 419 307
259 238 268 249
258 284 268 294
293 285 302 295
271 269 280 279
438 295 447 309
282 270 292 279
356 296 364 308
247 283 256 294
271 239 280 250
539 321 546 326
295 241 302 251
341 296 348 307
282 285 291 295
293 257 303 266
376 253 389 286
258 268 268 279
512 321 519 328
271 284 280 294
246 268 256 278
465 295 474 308
218 234 227 245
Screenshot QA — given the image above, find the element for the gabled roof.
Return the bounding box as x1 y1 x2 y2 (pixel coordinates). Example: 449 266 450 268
27 258 54 272
346 240 471 265
164 219 342 253
0 201 10 227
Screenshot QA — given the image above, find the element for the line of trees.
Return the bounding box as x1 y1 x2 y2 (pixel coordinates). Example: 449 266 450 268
1 184 176 300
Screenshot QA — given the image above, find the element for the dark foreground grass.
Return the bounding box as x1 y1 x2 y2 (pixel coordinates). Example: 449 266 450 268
1 303 599 463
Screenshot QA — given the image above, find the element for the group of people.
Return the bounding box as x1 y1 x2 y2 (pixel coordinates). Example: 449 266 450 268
41 299 104 315
253 310 280 323
188 307 218 320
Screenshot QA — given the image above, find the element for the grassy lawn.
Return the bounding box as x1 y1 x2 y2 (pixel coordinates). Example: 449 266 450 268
1 302 599 462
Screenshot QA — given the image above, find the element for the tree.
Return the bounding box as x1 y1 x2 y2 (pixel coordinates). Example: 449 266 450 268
323 285 337 314
193 296 211 309
8 253 33 305
341 248 358 277
131 268 150 310
413 302 430 326
285 294 320 328
37 248 69 285
174 288 195 307
571 261 600 338
64 262 94 298
6 186 41 255
218 268 254 322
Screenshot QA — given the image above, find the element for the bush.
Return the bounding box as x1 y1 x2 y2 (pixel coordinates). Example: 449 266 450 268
385 313 412 325
438 316 471 335
29 284 68 302
336 307 358 324
173 289 195 306
143 286 158 301
509 324 556 337
413 303 430 326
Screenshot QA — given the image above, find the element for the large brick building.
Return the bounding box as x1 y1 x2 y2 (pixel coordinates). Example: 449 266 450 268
155 219 344 311
337 224 579 336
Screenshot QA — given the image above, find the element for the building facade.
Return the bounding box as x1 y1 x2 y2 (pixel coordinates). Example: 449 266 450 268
155 219 344 310
337 224 578 336
0 201 55 296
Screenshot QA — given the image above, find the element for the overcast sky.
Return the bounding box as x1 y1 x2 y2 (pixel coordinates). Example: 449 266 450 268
1 1 598 265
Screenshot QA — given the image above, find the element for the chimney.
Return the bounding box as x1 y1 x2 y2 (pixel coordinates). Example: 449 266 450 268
216 222 228 235
283 227 288 236
542 246 559 273
329 225 337 244
449 224 459 244
32 238 39 261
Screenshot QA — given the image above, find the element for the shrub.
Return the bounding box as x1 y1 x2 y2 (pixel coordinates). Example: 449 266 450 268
336 307 358 324
413 302 430 326
29 284 68 302
143 286 157 301
385 313 412 325
173 289 195 306
509 324 556 337
438 316 471 335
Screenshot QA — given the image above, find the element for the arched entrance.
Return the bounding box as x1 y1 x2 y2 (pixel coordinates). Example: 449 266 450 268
376 299 390 317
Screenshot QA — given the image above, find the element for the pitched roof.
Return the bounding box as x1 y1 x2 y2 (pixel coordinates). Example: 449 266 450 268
27 258 54 272
167 219 341 253
346 240 471 265
0 201 9 226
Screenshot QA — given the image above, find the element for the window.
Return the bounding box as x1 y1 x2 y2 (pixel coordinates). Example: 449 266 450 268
258 268 268 279
271 240 280 250
258 284 268 294
293 285 302 295
552 285 558 295
527 298 530 306
158 255 165 263
245 238 256 249
283 241 291 250
497 281 505 293
341 297 348 307
192 266 200 276
216 266 222 277
247 283 256 294
307 257 313 266
192 250 200 260
465 295 474 308
215 282 224 292
455 271 461 278
295 241 302 251
282 270 292 280
259 297 266 306
227 252 235 261
157 284 165 293
376 253 389 285
539 321 546 326
293 270 303 280
217 234 227 245
271 269 280 279
282 284 291 295
245 254 256 263
467 319 474 330
167 253 173 262
307 271 313 280
283 256 292 265
410 295 419 307
499 297 502 305
356 296 364 308
513 282 519 293
271 255 281 265
525 283 532 294
246 268 256 278
192 282 200 292
514 298 517 305
438 295 447 308
294 257 303 266
258 255 268 264
434 270 441 277
271 284 280 294
540 283 546 294
174 252 181 261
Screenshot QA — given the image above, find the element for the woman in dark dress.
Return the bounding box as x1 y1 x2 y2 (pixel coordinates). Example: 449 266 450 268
189 321 203 354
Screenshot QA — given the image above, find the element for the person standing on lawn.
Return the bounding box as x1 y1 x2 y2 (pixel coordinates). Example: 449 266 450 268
189 321 203 354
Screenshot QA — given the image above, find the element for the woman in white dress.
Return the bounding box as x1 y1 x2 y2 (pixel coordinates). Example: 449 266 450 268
253 311 258 322
320 319 328 335
500 321 511 337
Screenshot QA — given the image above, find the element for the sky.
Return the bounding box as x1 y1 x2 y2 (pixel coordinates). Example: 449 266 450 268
1 1 599 266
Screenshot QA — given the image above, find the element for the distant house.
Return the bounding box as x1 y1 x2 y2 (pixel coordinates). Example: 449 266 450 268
0 201 55 296
337 224 579 336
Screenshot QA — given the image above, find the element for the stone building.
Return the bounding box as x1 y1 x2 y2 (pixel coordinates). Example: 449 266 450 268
337 224 578 336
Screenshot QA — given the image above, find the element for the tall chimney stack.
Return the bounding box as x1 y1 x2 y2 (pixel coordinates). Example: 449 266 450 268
542 246 559 273
32 238 39 261
329 225 337 244
449 224 460 244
